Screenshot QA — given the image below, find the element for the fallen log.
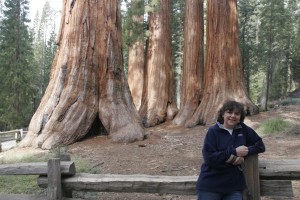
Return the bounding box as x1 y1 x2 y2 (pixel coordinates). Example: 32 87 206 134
259 159 300 180
37 173 300 197
0 161 75 176
38 173 197 195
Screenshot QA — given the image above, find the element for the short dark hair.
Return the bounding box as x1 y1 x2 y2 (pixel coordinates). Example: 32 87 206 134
217 100 245 124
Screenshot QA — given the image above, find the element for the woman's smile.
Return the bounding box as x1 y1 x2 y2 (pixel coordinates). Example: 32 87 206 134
223 110 241 129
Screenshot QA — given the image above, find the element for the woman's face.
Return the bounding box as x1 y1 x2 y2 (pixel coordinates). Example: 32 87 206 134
222 109 241 129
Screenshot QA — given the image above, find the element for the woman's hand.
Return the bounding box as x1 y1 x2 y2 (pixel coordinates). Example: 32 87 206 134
236 145 249 157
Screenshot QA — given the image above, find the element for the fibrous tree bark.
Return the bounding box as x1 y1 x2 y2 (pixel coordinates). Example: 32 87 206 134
127 0 145 110
172 0 204 126
20 0 144 149
139 0 178 127
185 0 258 127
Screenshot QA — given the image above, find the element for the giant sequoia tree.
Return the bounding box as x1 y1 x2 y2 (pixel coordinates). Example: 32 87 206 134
20 0 144 149
139 0 178 127
172 0 204 126
185 0 258 127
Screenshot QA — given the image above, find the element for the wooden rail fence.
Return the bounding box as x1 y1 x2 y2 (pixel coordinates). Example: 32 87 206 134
0 129 27 151
0 155 299 200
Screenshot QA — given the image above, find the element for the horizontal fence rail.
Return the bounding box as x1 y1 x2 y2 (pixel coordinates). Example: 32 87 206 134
0 129 27 142
0 129 27 151
0 161 75 176
0 156 300 199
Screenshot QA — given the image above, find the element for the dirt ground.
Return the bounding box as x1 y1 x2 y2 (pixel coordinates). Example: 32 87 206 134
67 104 300 200
1 105 300 200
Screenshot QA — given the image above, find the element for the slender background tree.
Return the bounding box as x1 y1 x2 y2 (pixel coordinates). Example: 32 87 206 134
0 0 36 130
170 0 185 106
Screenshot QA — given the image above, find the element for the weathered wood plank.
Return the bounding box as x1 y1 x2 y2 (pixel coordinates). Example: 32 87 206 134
47 159 62 200
0 193 79 200
38 173 197 195
38 173 300 197
260 180 294 197
259 159 300 180
243 154 260 200
0 161 76 175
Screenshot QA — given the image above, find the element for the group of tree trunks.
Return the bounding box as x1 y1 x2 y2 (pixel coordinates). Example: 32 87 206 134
20 0 257 149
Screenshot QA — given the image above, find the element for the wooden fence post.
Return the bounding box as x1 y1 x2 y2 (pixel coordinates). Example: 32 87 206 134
19 129 24 141
47 158 62 200
243 154 260 200
59 153 73 198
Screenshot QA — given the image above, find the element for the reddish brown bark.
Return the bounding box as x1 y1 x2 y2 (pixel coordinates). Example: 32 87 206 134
172 0 204 126
128 41 144 110
20 0 144 149
139 0 178 127
185 0 258 127
127 1 145 110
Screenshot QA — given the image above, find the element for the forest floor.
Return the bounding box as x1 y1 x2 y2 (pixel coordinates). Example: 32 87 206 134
1 103 300 199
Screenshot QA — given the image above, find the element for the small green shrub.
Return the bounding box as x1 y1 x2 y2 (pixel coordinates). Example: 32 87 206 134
72 155 100 174
257 118 292 135
280 98 300 106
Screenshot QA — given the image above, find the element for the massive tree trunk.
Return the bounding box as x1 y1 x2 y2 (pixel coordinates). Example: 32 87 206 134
20 0 144 149
185 0 258 127
172 0 204 126
139 0 178 127
127 0 145 110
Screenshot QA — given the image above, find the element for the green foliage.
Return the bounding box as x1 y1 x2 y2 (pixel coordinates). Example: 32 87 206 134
257 118 292 135
0 0 58 131
238 0 260 95
145 0 160 13
121 0 145 75
239 0 300 107
123 0 145 46
32 1 58 100
249 70 265 103
171 0 184 105
280 98 300 106
72 155 100 174
0 0 37 130
0 175 45 195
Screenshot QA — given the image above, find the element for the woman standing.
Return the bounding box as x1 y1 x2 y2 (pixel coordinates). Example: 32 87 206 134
197 100 265 200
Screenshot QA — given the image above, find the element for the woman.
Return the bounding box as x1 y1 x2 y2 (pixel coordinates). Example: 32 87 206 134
197 100 265 200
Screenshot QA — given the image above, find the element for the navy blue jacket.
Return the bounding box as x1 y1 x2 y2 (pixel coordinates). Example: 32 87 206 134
196 122 265 193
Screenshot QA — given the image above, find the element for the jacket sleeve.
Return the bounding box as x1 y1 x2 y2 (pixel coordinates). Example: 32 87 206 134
243 124 266 155
202 128 235 168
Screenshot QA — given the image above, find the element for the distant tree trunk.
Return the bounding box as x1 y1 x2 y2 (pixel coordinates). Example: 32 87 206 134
172 0 204 126
139 0 178 127
20 0 144 149
186 0 258 127
127 0 145 110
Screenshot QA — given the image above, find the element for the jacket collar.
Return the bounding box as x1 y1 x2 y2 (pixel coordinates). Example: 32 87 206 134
216 121 242 130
